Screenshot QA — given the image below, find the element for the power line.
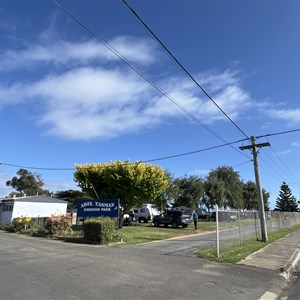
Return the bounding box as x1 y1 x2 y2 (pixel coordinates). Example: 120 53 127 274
255 128 300 139
265 137 300 185
236 129 300 191
51 0 251 160
0 137 248 171
143 138 248 163
121 0 250 140
0 162 74 171
254 129 300 188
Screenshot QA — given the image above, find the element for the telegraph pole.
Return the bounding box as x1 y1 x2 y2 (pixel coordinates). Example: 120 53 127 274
240 136 270 242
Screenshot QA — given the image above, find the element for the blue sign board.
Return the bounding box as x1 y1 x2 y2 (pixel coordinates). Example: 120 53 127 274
77 199 119 218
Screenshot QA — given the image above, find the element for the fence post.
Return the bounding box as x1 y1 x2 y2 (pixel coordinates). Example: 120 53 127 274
238 210 242 246
216 205 220 258
254 211 260 240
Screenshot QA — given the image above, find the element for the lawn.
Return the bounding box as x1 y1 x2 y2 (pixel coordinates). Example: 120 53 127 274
117 221 216 245
196 224 300 263
70 220 217 245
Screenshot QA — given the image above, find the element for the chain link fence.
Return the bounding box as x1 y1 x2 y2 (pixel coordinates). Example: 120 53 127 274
214 208 300 257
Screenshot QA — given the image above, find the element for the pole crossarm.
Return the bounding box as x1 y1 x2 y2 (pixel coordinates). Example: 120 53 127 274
239 137 270 242
239 142 270 151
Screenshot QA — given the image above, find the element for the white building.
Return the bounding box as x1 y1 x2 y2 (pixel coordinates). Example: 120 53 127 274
0 195 68 224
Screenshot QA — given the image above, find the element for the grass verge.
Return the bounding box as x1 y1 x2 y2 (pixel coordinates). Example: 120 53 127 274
67 221 216 246
196 224 300 263
114 222 216 245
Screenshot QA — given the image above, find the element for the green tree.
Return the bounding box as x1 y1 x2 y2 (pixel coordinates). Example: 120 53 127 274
74 160 169 213
172 175 203 209
204 166 243 209
242 181 270 211
275 182 298 212
153 172 177 211
54 190 86 210
6 168 49 196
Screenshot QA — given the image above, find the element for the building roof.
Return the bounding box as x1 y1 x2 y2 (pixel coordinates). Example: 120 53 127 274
0 196 67 204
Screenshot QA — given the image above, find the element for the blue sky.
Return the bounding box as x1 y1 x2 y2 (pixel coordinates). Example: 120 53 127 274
1 0 300 209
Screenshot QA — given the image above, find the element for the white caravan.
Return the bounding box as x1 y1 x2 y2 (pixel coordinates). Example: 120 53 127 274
130 203 160 223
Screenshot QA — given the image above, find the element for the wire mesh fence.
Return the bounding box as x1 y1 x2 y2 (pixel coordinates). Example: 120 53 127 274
214 209 300 257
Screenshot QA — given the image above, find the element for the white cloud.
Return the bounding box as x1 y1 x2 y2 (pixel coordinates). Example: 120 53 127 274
266 108 300 125
292 142 300 148
0 32 255 140
0 36 157 71
276 149 292 156
44 178 78 193
187 169 210 177
0 173 13 198
0 65 253 140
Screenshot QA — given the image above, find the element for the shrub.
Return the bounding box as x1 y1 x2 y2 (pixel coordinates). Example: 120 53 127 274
11 217 35 233
44 215 72 236
0 223 15 232
83 218 116 244
30 226 48 237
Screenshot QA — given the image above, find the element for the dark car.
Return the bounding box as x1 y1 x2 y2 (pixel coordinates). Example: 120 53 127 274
153 210 191 228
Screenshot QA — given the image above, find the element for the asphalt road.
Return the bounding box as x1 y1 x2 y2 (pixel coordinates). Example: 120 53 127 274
0 231 287 300
287 274 300 300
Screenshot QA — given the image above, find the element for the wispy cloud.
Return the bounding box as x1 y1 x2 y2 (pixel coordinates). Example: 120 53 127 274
0 66 252 140
276 149 292 156
292 142 300 148
0 32 255 141
266 108 300 125
187 169 210 177
0 36 157 72
44 178 78 193
0 173 13 198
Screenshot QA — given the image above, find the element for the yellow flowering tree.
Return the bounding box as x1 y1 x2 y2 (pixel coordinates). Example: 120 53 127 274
74 160 169 213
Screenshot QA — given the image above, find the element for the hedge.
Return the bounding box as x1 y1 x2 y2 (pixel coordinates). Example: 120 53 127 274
83 218 116 244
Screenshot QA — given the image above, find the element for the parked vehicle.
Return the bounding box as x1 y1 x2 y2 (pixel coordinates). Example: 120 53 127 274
210 211 237 222
130 204 160 223
196 208 207 220
122 213 138 226
153 210 191 228
172 206 192 215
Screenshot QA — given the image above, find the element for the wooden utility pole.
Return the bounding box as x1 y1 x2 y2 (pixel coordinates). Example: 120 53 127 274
239 136 270 242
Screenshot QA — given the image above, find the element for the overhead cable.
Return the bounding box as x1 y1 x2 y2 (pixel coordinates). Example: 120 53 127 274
51 0 251 160
121 0 250 139
0 137 248 171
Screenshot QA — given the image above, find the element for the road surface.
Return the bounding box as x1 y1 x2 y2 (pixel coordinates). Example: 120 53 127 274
0 231 287 300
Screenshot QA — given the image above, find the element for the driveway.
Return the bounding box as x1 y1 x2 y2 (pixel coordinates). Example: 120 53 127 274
0 231 287 300
133 231 216 256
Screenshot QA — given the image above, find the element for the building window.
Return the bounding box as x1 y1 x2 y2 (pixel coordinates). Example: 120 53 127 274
2 203 13 212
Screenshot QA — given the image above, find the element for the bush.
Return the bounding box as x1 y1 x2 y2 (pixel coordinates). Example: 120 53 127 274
0 223 15 232
25 223 48 237
11 217 35 233
44 215 72 236
83 218 116 244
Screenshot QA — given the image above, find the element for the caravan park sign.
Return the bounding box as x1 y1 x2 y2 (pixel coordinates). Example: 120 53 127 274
77 199 119 218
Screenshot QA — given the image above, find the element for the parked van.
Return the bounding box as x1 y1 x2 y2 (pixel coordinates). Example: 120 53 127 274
130 203 160 223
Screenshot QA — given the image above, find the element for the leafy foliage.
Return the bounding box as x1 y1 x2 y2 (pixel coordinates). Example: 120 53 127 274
204 166 243 209
44 215 73 236
172 175 203 209
242 181 270 211
83 218 116 244
6 168 50 196
74 160 169 212
275 182 298 212
153 172 178 211
0 217 43 235
53 189 86 210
